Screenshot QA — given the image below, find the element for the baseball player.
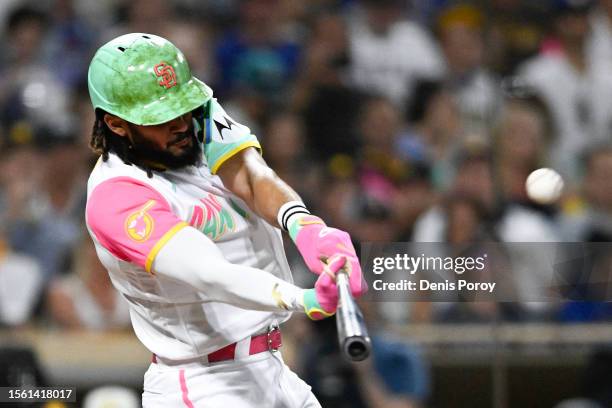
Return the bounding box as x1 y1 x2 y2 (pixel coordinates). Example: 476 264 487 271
85 33 366 407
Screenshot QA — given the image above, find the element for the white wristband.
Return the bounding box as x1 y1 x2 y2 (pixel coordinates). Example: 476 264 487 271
277 200 310 231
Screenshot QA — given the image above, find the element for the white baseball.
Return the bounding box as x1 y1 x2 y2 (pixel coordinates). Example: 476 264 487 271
525 168 564 204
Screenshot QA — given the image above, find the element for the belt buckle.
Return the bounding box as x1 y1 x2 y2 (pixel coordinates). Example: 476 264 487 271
267 325 280 352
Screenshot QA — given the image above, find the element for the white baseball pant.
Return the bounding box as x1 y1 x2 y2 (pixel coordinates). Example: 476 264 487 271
142 351 321 407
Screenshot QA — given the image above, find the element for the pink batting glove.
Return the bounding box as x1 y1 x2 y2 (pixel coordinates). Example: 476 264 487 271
289 215 367 297
303 255 347 320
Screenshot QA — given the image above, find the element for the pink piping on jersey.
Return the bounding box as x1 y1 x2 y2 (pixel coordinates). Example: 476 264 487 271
189 205 204 228
189 195 223 228
179 369 195 408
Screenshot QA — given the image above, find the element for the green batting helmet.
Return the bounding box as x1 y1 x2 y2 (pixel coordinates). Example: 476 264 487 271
88 33 212 126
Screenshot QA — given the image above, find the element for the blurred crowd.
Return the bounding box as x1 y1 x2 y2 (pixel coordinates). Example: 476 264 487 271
2 0 612 406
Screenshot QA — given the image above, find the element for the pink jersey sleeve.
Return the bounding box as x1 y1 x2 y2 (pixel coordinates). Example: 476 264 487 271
86 177 188 273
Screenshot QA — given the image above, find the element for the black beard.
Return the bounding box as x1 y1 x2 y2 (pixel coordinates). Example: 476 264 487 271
128 123 202 170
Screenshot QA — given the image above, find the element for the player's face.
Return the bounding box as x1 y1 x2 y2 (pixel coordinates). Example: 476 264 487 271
126 112 202 169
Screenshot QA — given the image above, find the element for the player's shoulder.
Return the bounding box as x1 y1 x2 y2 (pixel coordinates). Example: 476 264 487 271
208 98 251 134
87 153 158 196
203 98 261 174
85 154 178 223
85 162 175 241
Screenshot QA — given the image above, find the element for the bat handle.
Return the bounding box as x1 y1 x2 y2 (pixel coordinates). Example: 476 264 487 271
336 271 372 361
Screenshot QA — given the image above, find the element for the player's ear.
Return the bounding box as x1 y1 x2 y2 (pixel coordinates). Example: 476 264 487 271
103 114 129 137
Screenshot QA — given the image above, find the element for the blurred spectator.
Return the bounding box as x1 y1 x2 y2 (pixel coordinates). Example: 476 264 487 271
0 233 42 327
436 4 501 135
495 109 563 318
492 97 561 316
581 145 612 241
43 0 97 88
410 0 451 25
412 151 497 242
357 96 407 206
262 111 321 205
295 12 363 159
0 141 42 226
351 192 399 245
445 195 495 244
0 129 85 288
391 167 434 241
494 94 552 204
399 79 463 191
0 5 47 72
518 0 612 181
434 195 508 322
352 95 438 242
0 68 74 141
486 0 548 75
409 152 512 322
275 0 310 42
559 143 612 324
563 145 612 242
497 217 561 320
588 0 612 68
71 0 117 29
47 236 131 330
103 0 177 41
0 5 74 142
215 0 301 103
348 0 444 106
164 21 216 83
317 165 360 231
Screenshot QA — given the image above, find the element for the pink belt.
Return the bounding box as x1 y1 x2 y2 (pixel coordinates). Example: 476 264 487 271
152 326 282 364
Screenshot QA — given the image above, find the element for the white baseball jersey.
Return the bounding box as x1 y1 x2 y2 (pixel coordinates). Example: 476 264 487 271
519 51 612 179
85 98 295 360
349 19 445 105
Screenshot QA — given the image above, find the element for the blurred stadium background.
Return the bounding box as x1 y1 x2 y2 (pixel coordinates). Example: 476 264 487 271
1 0 612 406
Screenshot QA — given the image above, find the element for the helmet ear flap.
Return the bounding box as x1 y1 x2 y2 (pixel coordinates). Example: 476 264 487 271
192 105 205 143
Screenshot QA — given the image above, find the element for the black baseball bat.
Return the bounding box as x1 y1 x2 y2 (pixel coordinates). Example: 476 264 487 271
335 271 371 361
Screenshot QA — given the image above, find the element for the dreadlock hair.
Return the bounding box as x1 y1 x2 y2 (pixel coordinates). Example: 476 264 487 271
90 109 135 164
90 106 206 178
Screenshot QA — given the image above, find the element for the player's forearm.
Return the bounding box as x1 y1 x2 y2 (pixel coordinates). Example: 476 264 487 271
249 167 302 227
153 227 305 313
218 148 301 227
